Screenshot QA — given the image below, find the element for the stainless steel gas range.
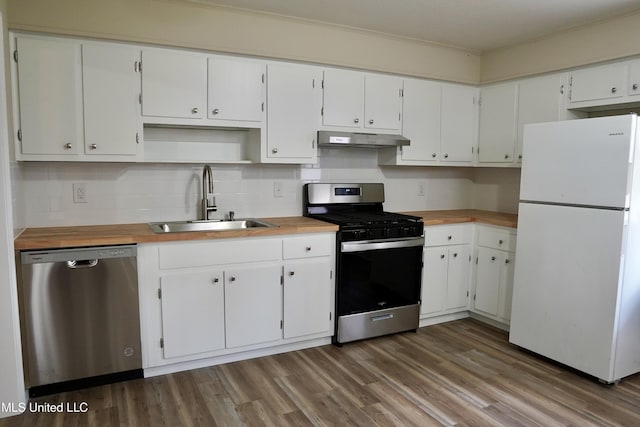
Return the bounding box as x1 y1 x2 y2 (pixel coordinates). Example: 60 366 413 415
303 183 424 345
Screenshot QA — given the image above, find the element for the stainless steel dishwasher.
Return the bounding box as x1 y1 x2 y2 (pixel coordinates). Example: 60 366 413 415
19 245 142 396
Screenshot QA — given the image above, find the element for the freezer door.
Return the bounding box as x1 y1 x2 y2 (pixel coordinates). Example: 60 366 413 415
520 115 636 208
509 202 626 382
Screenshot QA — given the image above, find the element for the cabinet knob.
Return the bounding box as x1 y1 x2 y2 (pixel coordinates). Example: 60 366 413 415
289 271 295 276
504 154 509 159
354 118 360 124
444 154 449 159
369 119 374 125
611 87 617 94
305 246 311 252
64 142 73 150
272 148 278 154
505 259 511 264
447 235 452 240
90 144 97 150
212 108 219 115
212 277 219 284
440 254 445 259
431 153 437 158
191 107 199 114
518 154 523 160
491 256 496 261
453 253 458 258
230 276 236 282
634 83 639 91
498 239 503 245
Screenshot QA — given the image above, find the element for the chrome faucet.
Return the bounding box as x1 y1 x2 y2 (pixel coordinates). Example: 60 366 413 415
201 165 217 220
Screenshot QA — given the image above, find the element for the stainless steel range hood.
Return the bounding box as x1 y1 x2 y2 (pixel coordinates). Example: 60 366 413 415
317 131 410 148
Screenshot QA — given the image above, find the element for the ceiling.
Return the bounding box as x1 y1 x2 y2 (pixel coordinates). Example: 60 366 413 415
183 0 640 52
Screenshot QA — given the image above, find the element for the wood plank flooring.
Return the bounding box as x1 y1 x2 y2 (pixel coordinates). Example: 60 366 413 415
3 319 640 426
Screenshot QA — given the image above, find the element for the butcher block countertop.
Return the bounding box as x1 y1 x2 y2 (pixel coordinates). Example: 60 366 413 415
14 216 339 251
404 209 518 228
14 210 517 251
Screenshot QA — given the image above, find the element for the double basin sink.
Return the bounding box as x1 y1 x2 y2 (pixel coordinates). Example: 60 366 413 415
149 218 277 234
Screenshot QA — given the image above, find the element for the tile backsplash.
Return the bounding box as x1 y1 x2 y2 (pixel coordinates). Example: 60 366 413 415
14 148 520 228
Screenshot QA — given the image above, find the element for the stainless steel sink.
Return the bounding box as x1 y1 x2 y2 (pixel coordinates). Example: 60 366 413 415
148 219 277 233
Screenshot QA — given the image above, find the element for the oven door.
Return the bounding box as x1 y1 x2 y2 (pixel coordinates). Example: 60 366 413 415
338 237 424 316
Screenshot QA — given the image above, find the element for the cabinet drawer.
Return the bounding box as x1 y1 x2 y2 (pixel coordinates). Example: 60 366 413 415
477 227 516 251
283 235 332 259
159 238 281 269
424 225 472 247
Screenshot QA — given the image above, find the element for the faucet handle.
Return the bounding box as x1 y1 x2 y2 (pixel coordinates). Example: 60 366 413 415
206 194 216 207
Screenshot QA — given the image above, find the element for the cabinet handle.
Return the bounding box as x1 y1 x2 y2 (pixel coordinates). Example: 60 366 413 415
634 83 639 91
64 143 73 150
272 148 278 154
491 256 496 261
212 277 219 284
505 259 511 264
230 276 236 282
444 154 449 159
431 153 437 158
191 107 199 114
212 108 219 115
305 246 311 252
354 118 360 124
369 119 374 125
498 239 503 245
289 271 295 276
440 254 445 259
90 144 97 150
611 87 617 94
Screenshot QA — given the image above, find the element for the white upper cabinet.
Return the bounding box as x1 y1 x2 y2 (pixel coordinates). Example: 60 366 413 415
141 49 207 120
441 84 478 163
478 83 518 163
14 36 83 157
569 63 626 105
265 62 322 163
322 68 402 132
628 59 640 97
207 57 265 122
82 43 140 157
398 78 441 162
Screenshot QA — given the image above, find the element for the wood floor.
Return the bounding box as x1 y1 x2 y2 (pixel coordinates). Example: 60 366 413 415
3 319 640 426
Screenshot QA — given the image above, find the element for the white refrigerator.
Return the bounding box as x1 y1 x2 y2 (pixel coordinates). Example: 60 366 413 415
509 114 640 384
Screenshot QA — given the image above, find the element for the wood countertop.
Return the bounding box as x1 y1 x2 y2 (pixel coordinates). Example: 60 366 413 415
403 209 518 228
14 210 517 251
14 216 339 250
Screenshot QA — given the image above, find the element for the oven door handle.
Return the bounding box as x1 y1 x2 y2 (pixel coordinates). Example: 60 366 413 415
341 237 424 253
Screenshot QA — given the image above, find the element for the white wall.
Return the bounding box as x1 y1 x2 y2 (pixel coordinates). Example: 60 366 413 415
471 168 521 214
0 1 26 418
16 148 483 227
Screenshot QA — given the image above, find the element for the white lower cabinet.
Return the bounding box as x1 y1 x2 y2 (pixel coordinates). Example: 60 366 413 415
421 225 472 318
472 225 516 324
138 233 335 371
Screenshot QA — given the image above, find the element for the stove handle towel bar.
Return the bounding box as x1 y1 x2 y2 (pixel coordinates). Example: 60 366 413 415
341 237 424 253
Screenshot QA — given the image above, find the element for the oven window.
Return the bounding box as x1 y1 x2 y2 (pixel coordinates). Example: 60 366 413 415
338 245 423 315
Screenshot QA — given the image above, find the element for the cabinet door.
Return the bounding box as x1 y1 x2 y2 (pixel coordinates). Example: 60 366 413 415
569 63 625 103
516 74 564 163
499 252 516 321
421 247 448 315
474 247 502 316
208 57 264 121
225 265 282 348
364 74 402 131
322 68 364 128
141 49 206 119
401 79 441 162
266 62 322 161
478 83 517 163
628 60 640 97
445 246 471 310
441 85 477 163
283 260 332 339
160 270 225 359
16 36 82 156
83 44 139 156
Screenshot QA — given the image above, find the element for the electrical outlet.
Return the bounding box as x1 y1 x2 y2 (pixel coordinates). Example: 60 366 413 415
418 182 425 197
73 183 88 203
273 182 283 198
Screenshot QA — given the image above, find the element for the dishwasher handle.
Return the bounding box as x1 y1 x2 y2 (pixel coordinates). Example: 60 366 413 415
66 259 99 269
